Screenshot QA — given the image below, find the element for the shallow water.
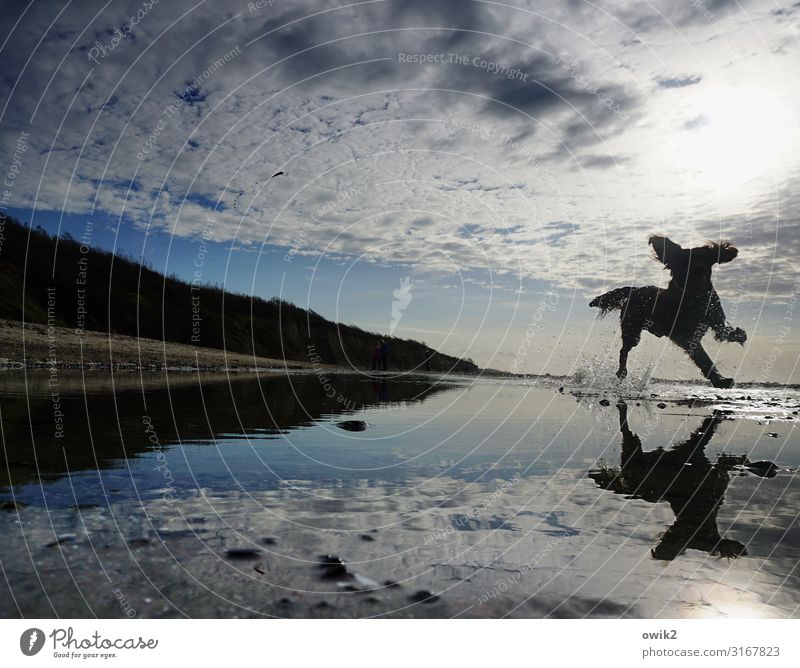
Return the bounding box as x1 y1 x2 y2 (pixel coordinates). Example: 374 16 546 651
1 370 798 618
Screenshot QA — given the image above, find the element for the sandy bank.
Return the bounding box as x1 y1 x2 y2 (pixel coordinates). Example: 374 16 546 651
0 318 328 371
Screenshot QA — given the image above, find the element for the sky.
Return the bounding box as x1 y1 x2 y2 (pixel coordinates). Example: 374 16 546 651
1 0 799 382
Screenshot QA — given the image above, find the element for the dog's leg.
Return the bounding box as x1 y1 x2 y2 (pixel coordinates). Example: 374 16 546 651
680 341 734 389
705 289 747 344
617 320 642 380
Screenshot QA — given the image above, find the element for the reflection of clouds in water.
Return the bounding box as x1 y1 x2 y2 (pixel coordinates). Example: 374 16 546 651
1 376 799 617
2 467 798 618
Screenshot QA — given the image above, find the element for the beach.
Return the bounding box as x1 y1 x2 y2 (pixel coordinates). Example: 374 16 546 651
1 371 797 618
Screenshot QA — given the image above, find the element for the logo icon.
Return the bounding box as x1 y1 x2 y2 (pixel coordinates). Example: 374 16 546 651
20 628 45 656
390 276 413 334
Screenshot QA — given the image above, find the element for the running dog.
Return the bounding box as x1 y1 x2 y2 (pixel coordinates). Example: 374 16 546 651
589 236 746 388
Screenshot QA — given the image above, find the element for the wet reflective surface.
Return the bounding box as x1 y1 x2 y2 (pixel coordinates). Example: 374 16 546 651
1 371 798 618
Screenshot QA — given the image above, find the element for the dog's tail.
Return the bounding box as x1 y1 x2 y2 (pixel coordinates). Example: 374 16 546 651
589 287 634 318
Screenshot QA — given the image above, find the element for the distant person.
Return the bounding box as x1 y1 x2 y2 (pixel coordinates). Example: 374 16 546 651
370 343 381 370
379 339 389 370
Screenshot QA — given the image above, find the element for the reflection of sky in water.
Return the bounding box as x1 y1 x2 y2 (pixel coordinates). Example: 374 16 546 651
1 374 799 618
6 377 799 507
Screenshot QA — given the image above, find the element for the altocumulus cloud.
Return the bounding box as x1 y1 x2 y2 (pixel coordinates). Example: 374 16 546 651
0 0 798 302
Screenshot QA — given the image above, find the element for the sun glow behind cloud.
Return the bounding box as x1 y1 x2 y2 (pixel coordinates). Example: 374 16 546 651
670 84 796 195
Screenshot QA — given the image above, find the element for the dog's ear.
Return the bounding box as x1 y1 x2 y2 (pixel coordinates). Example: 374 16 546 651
649 235 683 266
707 241 738 264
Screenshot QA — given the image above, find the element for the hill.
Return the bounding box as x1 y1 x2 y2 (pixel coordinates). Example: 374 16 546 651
0 213 477 372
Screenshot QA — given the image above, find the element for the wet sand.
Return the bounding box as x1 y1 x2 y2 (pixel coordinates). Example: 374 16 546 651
1 373 798 618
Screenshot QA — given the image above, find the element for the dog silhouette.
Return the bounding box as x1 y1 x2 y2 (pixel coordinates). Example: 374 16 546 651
590 236 746 388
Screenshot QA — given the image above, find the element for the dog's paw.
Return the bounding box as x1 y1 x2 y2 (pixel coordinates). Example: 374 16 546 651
730 327 747 345
711 376 735 389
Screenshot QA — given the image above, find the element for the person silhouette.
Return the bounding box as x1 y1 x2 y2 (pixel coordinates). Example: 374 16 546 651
379 339 389 371
588 402 769 560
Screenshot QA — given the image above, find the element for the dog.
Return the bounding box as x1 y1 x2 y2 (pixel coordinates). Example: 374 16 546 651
589 236 746 388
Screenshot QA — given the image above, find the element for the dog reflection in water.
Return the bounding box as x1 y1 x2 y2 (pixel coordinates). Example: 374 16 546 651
589 402 776 561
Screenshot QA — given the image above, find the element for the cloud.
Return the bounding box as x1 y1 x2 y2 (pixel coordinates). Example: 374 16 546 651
0 0 796 309
656 74 703 88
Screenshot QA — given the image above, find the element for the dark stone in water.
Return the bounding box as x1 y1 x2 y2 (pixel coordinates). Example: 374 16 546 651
745 461 779 478
225 548 261 560
336 420 368 432
278 597 293 606
657 403 667 409
599 399 610 406
360 534 375 541
262 537 278 545
409 590 439 604
46 534 77 547
128 537 151 547
558 387 564 393
0 500 27 511
318 555 353 580
383 580 401 588
766 433 779 438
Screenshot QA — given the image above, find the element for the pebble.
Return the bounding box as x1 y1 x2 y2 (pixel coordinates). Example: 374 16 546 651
336 420 368 432
262 537 278 545
599 399 611 406
0 500 27 511
46 534 77 547
360 534 375 541
225 547 262 560
318 554 353 580
657 403 667 409
409 590 439 604
745 461 779 478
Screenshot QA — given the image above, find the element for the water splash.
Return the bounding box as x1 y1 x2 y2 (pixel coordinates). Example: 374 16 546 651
567 350 655 395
